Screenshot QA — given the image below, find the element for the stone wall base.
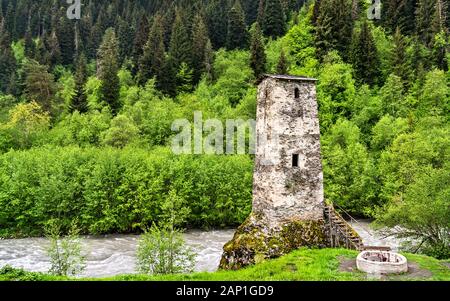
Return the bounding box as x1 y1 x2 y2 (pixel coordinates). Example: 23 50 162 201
219 213 329 270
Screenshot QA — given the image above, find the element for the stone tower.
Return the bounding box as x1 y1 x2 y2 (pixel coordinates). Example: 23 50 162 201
220 75 328 270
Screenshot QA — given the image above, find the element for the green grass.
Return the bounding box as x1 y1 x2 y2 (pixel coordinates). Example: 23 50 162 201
1 248 449 281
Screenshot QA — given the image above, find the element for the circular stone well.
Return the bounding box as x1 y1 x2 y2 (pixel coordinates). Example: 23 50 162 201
356 250 408 275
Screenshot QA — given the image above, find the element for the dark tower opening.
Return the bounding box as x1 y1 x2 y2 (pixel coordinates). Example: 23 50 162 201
294 88 300 99
292 154 299 167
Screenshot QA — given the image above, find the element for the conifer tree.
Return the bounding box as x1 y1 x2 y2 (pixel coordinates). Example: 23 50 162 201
45 31 62 67
137 15 166 87
132 15 150 75
206 0 229 49
257 0 265 24
276 48 288 74
227 0 248 50
97 28 121 114
71 53 88 113
0 28 16 93
262 0 285 38
58 17 76 65
192 14 209 84
391 27 410 82
117 17 135 64
315 0 354 60
351 21 381 86
250 22 267 79
169 10 192 71
24 30 35 58
203 39 215 82
416 0 437 46
23 59 56 112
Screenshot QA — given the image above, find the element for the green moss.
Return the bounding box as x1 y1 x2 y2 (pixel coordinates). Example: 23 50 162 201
219 214 329 270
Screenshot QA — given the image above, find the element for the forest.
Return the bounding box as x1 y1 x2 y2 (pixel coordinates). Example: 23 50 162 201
0 0 448 259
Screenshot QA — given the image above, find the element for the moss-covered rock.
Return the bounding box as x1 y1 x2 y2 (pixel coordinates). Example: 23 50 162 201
220 213 329 270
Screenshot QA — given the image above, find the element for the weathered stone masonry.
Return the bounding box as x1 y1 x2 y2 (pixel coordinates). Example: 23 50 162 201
220 75 329 270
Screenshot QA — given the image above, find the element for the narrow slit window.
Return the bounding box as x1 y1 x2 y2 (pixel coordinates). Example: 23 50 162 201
292 154 299 167
294 88 300 99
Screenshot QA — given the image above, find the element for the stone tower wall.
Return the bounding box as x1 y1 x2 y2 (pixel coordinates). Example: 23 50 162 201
253 77 324 226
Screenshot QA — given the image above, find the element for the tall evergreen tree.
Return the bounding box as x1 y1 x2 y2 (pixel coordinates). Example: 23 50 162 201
169 10 192 70
132 15 150 75
97 28 121 114
276 48 288 74
206 0 229 49
0 28 16 93
24 30 35 58
192 14 209 84
226 0 249 50
250 22 267 79
71 53 88 113
315 0 354 60
351 21 381 86
416 0 437 46
137 14 166 87
57 17 76 65
117 17 135 64
203 39 215 82
45 31 62 67
384 0 417 35
391 27 410 82
23 59 57 112
262 0 286 38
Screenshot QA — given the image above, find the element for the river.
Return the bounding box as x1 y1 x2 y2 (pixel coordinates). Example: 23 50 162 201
0 221 404 278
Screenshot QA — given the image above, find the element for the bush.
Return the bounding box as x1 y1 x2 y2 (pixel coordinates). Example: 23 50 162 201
0 146 253 237
45 220 86 276
137 191 195 275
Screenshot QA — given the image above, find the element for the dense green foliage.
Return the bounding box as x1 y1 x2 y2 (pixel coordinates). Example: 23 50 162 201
1 249 449 281
0 0 448 258
0 147 253 237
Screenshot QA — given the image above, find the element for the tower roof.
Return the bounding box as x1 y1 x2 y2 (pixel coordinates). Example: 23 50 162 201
262 74 318 82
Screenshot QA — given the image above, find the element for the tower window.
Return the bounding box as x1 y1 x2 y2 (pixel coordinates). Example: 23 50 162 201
294 88 300 99
292 154 299 167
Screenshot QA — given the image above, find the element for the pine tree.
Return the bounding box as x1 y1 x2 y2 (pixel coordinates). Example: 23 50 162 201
384 0 417 35
226 0 249 50
192 14 209 84
45 31 62 67
97 28 121 114
117 17 135 64
206 0 229 49
276 48 288 74
416 0 437 46
137 14 166 87
257 0 265 24
71 53 88 113
262 0 286 38
24 30 35 58
203 39 215 82
57 17 76 65
391 27 410 82
0 28 16 93
169 10 193 70
132 15 150 75
160 56 178 97
250 22 267 79
351 21 381 86
23 59 57 112
315 0 354 60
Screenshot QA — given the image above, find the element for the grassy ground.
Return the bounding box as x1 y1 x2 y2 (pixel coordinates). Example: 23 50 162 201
1 248 449 281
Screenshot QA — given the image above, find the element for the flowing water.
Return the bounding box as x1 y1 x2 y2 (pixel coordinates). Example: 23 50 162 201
0 221 404 278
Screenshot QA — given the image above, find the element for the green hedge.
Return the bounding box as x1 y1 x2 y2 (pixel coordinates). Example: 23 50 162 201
0 146 253 237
